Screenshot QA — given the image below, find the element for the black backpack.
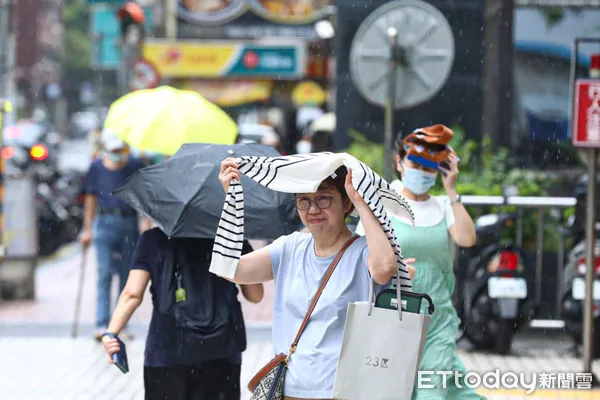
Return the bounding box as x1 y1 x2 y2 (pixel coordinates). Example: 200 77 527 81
157 237 247 364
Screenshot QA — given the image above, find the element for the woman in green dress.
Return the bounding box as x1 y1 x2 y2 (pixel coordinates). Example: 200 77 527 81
359 124 485 399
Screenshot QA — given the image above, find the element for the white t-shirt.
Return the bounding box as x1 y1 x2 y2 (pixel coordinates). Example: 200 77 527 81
355 179 455 235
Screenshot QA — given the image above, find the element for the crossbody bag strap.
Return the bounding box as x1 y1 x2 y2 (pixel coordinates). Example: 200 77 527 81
286 234 360 360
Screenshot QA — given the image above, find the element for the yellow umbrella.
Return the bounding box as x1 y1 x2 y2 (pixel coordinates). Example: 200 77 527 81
104 86 238 155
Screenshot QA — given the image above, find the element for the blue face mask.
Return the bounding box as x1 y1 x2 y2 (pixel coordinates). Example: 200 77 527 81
402 166 437 195
107 152 124 163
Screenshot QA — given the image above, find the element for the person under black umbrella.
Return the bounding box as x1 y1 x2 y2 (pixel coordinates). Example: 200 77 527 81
101 228 263 400
100 142 304 399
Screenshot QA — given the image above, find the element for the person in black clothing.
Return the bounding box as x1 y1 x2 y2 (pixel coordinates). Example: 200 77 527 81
101 227 264 400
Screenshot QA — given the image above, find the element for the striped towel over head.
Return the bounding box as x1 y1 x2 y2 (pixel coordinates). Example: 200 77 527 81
209 152 415 290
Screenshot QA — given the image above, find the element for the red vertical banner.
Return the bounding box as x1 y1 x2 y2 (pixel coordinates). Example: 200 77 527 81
573 79 600 148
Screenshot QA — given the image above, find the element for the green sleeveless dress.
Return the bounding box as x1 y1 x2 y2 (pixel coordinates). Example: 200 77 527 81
391 211 486 400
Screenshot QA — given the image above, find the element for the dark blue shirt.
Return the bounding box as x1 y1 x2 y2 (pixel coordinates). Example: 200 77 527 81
132 227 252 367
83 158 145 211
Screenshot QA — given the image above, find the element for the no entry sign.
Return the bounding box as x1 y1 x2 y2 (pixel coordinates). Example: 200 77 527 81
131 59 161 91
572 79 600 148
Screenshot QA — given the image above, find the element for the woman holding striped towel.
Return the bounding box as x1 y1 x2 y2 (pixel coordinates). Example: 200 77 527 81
211 154 416 400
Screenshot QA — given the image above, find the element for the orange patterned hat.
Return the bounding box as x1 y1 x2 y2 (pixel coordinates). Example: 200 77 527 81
403 124 457 171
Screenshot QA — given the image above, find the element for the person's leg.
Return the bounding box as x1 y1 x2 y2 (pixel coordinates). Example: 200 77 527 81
412 339 454 400
93 216 113 331
188 360 241 400
144 366 188 400
212 362 241 400
412 368 449 400
446 356 488 400
413 338 488 400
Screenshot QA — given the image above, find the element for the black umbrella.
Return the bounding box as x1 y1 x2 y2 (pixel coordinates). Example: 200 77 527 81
113 143 302 239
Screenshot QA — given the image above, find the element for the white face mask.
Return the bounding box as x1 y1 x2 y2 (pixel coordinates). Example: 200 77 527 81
107 152 125 163
402 165 437 195
296 140 312 154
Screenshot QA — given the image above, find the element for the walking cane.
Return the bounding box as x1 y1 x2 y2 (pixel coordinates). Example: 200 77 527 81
71 245 88 338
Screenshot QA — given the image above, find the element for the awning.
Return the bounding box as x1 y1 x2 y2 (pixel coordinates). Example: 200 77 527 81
183 80 273 108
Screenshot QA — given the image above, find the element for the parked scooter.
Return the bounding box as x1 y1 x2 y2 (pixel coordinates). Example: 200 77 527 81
2 120 62 175
458 212 532 354
53 169 85 242
2 124 84 256
36 173 84 244
560 173 600 356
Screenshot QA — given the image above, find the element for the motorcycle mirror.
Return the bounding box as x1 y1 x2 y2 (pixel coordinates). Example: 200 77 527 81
475 214 500 228
11 146 29 165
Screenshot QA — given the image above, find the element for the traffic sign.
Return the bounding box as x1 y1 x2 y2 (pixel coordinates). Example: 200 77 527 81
572 79 600 148
131 59 161 91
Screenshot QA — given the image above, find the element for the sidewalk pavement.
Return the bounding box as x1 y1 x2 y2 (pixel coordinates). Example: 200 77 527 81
0 336 273 400
1 335 599 400
2 242 600 399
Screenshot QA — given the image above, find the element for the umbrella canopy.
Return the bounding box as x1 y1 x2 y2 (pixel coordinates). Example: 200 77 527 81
104 86 238 156
113 143 302 239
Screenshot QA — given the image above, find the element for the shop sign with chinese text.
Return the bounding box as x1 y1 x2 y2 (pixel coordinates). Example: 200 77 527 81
142 40 305 79
572 79 600 148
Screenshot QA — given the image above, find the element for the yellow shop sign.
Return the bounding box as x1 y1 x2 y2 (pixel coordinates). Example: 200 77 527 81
143 42 237 77
143 40 305 78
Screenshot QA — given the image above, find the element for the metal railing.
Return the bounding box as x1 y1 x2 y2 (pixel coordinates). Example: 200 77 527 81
456 195 577 325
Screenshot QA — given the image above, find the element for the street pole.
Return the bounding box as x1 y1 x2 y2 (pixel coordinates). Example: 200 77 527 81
0 99 12 267
165 0 177 39
384 28 398 184
118 41 130 97
584 148 598 374
94 34 104 109
118 29 140 97
0 0 10 98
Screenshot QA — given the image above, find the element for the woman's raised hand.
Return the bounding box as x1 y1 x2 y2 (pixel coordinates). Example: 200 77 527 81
405 258 417 280
218 158 242 193
344 169 365 207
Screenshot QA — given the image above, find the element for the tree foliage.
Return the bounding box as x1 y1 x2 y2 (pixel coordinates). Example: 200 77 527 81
538 6 582 28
